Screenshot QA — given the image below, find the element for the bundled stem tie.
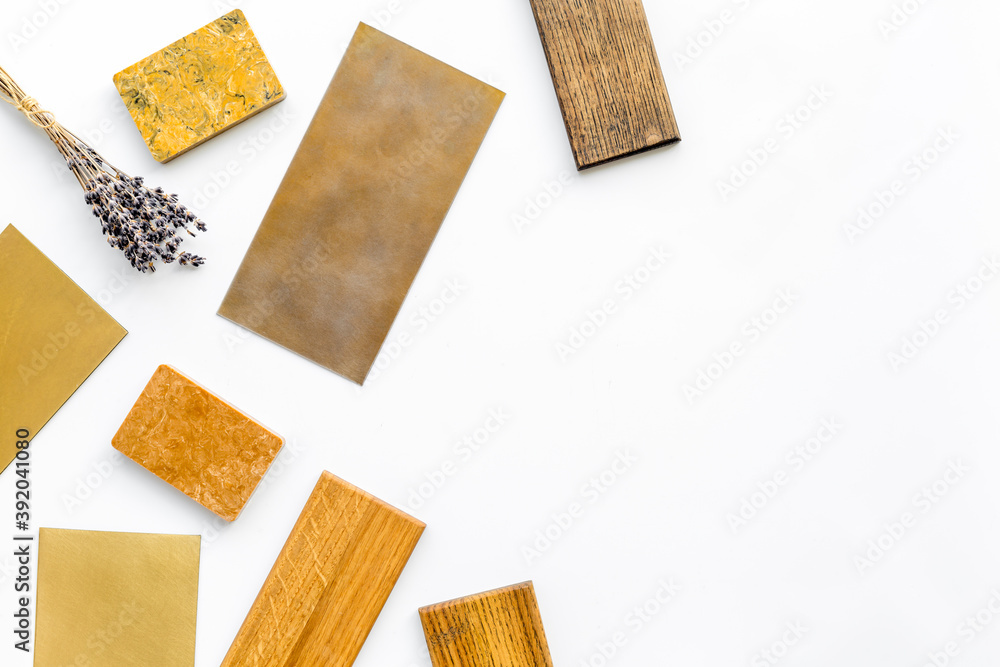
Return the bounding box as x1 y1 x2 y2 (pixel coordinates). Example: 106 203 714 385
13 96 55 128
0 65 206 273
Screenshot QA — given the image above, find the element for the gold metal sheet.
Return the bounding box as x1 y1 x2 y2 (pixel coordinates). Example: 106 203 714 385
112 364 284 521
113 9 285 163
35 528 200 667
0 225 126 474
218 23 504 384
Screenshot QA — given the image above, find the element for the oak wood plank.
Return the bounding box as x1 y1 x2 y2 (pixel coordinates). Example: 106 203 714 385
222 471 425 667
529 0 680 169
419 581 554 666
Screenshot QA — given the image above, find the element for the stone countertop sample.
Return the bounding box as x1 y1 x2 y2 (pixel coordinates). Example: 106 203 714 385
113 9 285 163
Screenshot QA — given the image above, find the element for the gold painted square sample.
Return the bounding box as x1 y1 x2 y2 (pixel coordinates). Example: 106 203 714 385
113 9 285 163
0 225 126 475
35 528 200 667
222 471 425 666
218 23 504 385
112 364 283 521
419 581 554 667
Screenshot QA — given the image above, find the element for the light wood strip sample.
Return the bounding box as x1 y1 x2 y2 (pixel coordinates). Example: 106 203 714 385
419 581 554 666
218 23 504 384
529 0 680 170
112 364 283 521
222 471 425 666
114 9 285 163
0 225 126 474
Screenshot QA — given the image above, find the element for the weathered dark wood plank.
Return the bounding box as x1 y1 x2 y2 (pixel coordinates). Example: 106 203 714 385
529 0 680 169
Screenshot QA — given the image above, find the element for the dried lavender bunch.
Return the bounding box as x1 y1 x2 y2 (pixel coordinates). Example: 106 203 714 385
0 65 206 272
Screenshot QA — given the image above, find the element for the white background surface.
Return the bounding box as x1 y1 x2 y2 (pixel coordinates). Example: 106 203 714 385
2 0 1000 665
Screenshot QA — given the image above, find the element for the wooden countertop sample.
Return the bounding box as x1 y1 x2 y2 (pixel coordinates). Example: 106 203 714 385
419 581 554 666
112 364 283 521
529 0 680 169
222 471 425 666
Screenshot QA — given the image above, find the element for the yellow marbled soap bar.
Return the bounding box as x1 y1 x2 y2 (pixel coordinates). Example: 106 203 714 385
113 9 284 162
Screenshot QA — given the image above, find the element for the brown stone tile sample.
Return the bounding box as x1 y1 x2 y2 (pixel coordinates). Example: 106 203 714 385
217 22 504 384
0 224 126 474
221 471 425 666
419 581 554 666
529 0 680 169
112 364 283 521
113 9 285 163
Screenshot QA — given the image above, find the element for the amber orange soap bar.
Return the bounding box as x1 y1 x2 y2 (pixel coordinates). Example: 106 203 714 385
112 364 283 521
113 9 285 162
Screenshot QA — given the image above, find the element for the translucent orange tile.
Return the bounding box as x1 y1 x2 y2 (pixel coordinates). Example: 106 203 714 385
112 364 283 520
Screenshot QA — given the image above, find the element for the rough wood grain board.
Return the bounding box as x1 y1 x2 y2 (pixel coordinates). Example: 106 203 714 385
217 23 504 384
419 581 554 666
529 0 680 170
221 471 425 667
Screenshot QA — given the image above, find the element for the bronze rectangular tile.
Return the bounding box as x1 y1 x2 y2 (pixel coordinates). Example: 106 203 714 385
0 225 126 474
419 581 554 666
112 364 284 521
222 471 425 666
530 0 680 169
217 23 504 384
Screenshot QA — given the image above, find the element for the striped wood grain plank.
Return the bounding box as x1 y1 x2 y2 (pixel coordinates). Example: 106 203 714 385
222 471 425 666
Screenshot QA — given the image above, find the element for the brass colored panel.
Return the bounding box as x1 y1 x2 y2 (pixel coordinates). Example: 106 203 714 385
114 9 285 163
222 471 425 666
419 581 554 666
35 528 200 667
0 225 126 474
218 23 504 384
112 364 283 521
